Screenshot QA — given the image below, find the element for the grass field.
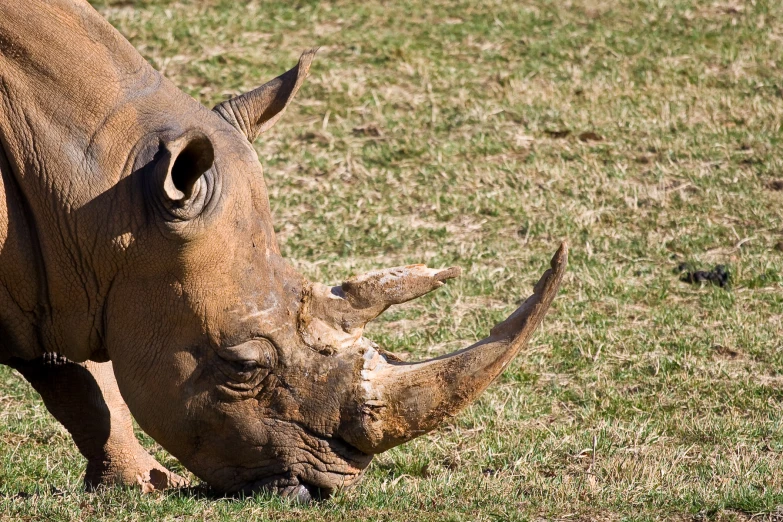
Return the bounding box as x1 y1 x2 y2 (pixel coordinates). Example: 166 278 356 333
2 0 783 520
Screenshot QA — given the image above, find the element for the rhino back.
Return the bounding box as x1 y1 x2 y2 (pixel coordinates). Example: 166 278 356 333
0 0 208 361
0 0 164 195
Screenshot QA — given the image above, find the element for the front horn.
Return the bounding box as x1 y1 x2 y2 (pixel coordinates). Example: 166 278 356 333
341 242 568 454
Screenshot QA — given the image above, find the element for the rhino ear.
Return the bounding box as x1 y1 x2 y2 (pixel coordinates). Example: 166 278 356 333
213 48 316 142
157 130 215 205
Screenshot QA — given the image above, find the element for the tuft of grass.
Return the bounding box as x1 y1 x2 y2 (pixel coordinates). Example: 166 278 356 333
2 0 783 520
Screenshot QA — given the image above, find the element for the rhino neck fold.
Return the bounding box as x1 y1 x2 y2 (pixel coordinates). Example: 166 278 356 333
0 142 51 362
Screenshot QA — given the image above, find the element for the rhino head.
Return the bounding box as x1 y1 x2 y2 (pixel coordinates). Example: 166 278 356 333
105 50 567 501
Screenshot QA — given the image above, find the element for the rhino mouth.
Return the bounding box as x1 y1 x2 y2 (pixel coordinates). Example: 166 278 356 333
242 481 333 503
231 425 372 502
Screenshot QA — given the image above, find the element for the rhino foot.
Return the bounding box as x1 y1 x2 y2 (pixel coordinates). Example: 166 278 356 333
85 449 188 492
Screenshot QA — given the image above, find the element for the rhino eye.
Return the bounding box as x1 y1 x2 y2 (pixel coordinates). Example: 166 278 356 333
215 339 277 400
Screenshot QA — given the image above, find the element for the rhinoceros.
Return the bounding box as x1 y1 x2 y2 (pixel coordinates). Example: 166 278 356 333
0 0 567 501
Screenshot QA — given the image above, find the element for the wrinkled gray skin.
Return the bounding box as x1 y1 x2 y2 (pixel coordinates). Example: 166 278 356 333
0 0 567 501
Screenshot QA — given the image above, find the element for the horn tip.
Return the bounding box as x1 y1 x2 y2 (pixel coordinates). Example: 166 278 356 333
435 266 461 282
552 241 569 271
534 241 568 297
489 242 567 338
300 47 319 66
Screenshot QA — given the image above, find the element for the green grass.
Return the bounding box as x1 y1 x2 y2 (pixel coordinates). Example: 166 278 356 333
2 0 783 520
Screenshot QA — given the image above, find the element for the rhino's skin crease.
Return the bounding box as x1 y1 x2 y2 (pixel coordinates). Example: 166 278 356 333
0 0 567 501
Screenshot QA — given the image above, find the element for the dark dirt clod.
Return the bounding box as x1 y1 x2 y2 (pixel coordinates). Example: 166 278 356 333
712 345 741 359
766 179 783 191
352 123 382 137
676 263 731 288
544 129 571 138
578 131 603 142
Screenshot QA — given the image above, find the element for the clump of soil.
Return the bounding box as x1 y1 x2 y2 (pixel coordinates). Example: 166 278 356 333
675 263 730 288
766 179 783 191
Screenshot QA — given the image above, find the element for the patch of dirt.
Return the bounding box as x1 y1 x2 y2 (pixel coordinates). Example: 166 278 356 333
352 123 383 137
766 179 783 191
545 129 571 138
713 3 745 15
712 345 742 359
578 131 603 142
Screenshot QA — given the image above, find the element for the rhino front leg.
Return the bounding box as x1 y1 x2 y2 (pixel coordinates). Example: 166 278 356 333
7 354 187 491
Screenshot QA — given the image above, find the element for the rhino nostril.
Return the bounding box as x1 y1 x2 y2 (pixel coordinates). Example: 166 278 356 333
289 484 312 504
302 483 332 502
280 483 331 503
